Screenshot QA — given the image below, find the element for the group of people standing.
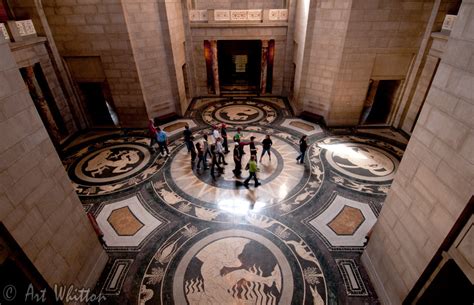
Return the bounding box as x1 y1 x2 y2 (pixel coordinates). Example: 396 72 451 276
148 118 309 188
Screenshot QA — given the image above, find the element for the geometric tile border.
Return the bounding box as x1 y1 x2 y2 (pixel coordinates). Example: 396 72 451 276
336 259 368 296
303 193 377 251
160 119 197 137
96 196 167 251
101 259 133 295
281 118 323 136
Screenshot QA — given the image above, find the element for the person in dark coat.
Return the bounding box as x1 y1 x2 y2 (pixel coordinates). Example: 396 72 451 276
232 142 242 177
183 124 193 153
221 124 229 153
190 136 197 168
196 142 206 171
296 135 308 164
260 134 273 162
210 144 223 181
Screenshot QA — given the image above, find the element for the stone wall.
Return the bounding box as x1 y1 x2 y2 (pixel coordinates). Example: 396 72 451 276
295 0 435 126
297 0 351 119
190 25 288 96
122 0 181 118
10 38 78 138
9 0 90 131
362 0 474 303
401 33 447 133
0 38 107 291
288 0 309 109
11 0 149 127
166 0 190 115
395 0 460 134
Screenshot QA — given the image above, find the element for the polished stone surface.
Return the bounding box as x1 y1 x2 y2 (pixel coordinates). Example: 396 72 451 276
62 97 408 305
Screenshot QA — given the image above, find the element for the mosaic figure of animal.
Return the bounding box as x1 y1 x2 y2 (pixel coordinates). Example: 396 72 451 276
222 107 259 121
185 237 281 305
85 150 140 177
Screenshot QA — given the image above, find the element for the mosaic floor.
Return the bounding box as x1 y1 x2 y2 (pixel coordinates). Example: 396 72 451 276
62 97 408 305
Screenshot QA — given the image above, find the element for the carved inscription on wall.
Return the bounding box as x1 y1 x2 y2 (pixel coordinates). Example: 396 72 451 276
189 10 208 22
268 9 288 21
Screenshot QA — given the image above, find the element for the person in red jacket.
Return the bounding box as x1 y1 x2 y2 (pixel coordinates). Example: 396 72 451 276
148 119 158 152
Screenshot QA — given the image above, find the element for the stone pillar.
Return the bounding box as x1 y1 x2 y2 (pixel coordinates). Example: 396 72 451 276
0 37 107 291
260 40 268 95
22 65 61 146
211 40 220 96
362 1 474 303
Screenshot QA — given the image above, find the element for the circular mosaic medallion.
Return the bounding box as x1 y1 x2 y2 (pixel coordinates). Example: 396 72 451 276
323 143 398 182
64 136 164 196
74 144 150 183
166 131 306 211
140 224 327 305
201 100 279 126
313 136 402 194
173 230 294 305
214 105 265 125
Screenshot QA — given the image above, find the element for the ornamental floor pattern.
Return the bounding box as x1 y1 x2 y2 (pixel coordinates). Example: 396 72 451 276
63 97 408 305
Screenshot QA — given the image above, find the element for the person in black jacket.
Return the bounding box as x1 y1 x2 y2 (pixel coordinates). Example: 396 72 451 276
189 136 197 168
249 136 257 163
260 134 273 162
296 135 308 164
221 124 230 154
232 142 242 177
210 144 223 181
183 124 193 153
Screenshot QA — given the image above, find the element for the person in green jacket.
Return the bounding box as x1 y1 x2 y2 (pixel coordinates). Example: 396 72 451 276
244 155 261 187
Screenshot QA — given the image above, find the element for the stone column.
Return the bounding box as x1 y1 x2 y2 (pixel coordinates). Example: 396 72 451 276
22 65 62 146
211 40 220 95
260 40 268 95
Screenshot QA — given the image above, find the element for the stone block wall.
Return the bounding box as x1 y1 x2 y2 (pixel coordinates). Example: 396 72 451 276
401 34 446 133
10 38 78 138
288 0 309 110
0 38 107 290
122 0 180 118
394 0 460 134
329 0 432 126
166 0 190 115
10 0 149 127
295 0 435 126
362 0 474 303
297 0 352 119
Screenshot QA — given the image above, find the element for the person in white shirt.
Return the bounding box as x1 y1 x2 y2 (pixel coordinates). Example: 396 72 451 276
212 125 221 143
215 137 227 165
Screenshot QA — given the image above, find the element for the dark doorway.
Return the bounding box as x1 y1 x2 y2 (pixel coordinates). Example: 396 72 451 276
417 259 473 305
363 80 401 125
217 40 262 93
78 82 117 127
